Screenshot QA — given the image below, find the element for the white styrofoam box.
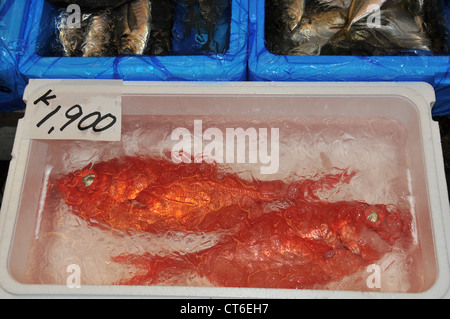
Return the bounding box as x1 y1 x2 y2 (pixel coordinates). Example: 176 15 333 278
0 81 449 298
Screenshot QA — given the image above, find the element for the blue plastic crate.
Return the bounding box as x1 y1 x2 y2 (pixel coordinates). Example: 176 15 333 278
0 0 29 112
248 0 450 117
19 0 248 82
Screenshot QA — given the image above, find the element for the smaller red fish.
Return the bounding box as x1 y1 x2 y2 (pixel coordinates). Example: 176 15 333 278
112 201 412 288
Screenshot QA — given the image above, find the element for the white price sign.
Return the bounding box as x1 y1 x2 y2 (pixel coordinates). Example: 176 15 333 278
22 79 122 142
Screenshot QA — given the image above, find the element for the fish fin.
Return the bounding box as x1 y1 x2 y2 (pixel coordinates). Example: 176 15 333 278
329 28 353 48
288 168 357 203
112 253 195 286
328 24 346 30
288 19 302 32
196 205 250 233
133 187 163 206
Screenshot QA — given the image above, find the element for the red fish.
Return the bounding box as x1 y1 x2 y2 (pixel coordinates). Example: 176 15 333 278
55 155 412 288
56 156 356 233
112 201 412 288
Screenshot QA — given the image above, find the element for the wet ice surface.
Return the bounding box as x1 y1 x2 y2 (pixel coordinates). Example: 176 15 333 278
25 115 420 291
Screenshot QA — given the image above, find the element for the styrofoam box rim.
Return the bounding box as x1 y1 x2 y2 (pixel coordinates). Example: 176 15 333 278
0 81 449 299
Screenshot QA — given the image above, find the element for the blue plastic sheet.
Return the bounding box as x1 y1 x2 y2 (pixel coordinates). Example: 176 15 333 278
0 0 28 112
248 0 450 117
19 0 248 81
0 38 26 112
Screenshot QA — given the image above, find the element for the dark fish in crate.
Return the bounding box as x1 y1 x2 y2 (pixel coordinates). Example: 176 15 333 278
145 0 174 56
56 11 91 57
289 7 347 55
82 10 115 57
115 0 152 55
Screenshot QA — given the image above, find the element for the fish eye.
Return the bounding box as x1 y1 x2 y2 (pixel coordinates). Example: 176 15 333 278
301 17 312 25
81 174 96 187
367 211 379 223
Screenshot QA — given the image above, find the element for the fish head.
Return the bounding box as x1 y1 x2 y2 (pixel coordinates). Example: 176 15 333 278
281 0 306 31
56 157 152 218
295 16 316 38
332 203 413 262
56 162 117 220
290 8 347 53
285 201 412 263
57 165 105 204
290 16 319 51
362 204 412 246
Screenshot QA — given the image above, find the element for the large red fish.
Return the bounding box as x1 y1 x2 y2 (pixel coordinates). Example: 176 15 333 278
112 201 412 288
56 156 356 233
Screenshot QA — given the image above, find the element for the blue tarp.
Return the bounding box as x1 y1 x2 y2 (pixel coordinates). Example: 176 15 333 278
0 0 28 112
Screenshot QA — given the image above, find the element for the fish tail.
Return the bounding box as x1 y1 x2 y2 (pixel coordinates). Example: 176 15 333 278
287 168 357 202
112 253 197 286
